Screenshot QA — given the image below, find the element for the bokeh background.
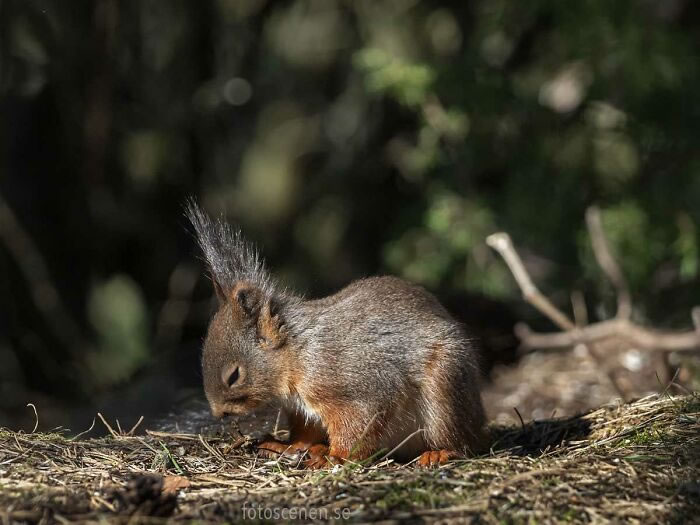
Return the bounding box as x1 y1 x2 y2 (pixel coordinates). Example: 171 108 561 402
1 0 699 432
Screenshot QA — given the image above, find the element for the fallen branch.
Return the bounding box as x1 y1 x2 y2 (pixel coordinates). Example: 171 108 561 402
486 233 574 331
585 206 631 319
487 208 700 355
486 230 628 397
515 320 700 353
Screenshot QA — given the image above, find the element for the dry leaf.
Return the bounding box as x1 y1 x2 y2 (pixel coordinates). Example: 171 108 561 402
162 475 190 494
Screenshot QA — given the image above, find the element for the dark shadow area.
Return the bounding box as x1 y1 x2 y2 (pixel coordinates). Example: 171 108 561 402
489 412 593 456
441 291 521 376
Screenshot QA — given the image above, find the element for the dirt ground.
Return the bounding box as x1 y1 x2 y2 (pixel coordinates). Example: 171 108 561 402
2 386 699 523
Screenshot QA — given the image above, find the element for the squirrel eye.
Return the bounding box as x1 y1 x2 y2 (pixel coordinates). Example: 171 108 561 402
226 366 240 387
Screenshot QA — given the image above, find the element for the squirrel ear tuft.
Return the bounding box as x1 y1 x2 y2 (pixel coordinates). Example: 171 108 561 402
257 298 286 350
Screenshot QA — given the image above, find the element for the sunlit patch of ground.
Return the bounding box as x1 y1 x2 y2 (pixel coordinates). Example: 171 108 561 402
1 394 698 523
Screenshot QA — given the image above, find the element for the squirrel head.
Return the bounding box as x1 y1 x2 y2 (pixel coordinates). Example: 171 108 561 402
185 200 289 418
201 282 288 418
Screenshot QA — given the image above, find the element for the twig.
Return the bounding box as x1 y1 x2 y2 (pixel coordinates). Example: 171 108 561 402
378 428 426 462
145 430 205 441
515 320 700 352
571 290 588 327
127 416 144 436
585 206 632 319
199 434 225 462
486 233 575 331
26 404 39 433
272 409 282 439
97 412 120 438
513 407 526 431
70 418 96 441
351 411 382 457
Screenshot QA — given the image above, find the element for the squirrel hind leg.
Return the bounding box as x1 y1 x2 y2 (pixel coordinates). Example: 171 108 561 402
419 344 487 456
376 394 427 461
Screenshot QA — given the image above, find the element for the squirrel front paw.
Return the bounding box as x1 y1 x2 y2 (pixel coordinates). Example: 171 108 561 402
417 450 458 467
256 439 295 458
303 444 345 469
256 438 324 460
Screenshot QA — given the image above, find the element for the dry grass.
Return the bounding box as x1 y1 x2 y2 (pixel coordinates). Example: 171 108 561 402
1 393 699 524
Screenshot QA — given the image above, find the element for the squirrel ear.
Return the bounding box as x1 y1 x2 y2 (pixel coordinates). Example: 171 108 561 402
232 284 262 317
257 298 286 350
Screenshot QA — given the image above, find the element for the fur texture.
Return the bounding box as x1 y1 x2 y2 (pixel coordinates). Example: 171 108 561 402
186 202 487 466
186 200 275 299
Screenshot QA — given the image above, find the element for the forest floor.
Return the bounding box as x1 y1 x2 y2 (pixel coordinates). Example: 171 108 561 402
1 391 699 524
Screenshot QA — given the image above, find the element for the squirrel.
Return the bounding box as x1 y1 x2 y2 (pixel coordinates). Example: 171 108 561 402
186 202 487 468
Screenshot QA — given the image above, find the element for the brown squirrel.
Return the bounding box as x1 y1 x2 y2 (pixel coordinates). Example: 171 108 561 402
186 202 487 468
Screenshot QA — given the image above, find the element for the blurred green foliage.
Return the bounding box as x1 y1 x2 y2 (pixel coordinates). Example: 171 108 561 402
1 0 699 414
87 275 150 386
